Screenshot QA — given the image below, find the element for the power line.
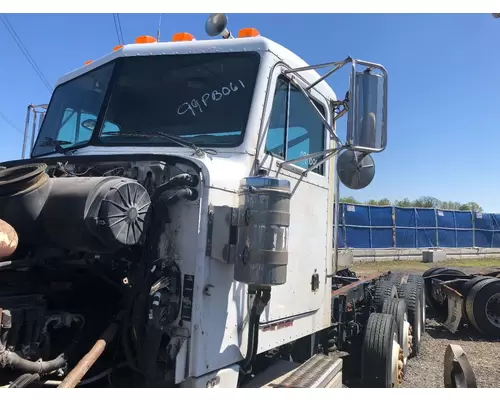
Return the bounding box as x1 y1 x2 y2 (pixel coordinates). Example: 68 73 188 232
157 13 163 41
116 14 124 43
0 14 53 93
0 110 23 135
112 13 124 44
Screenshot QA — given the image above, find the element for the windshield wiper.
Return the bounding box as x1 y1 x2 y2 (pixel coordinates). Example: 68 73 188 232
40 137 74 155
104 131 217 157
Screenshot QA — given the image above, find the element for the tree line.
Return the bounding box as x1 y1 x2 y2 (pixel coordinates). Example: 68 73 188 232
339 196 483 212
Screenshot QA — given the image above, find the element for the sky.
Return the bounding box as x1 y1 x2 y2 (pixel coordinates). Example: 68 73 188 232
0 13 499 210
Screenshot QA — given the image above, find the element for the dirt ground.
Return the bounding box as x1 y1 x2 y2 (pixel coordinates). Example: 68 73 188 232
351 259 500 388
351 257 500 276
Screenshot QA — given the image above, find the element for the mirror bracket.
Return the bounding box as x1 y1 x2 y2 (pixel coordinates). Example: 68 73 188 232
276 145 347 178
284 57 352 92
283 56 388 151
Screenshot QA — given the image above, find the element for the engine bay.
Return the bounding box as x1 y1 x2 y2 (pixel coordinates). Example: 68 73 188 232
0 155 201 388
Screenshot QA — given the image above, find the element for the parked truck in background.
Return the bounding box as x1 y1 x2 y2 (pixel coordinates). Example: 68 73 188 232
0 13 428 388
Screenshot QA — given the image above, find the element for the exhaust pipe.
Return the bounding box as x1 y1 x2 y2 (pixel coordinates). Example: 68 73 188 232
58 323 118 388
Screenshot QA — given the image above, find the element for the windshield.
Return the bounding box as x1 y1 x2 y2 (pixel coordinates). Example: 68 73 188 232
32 52 260 157
32 62 115 157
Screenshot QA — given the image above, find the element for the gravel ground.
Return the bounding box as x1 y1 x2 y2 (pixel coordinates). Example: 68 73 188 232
402 315 500 388
351 262 500 388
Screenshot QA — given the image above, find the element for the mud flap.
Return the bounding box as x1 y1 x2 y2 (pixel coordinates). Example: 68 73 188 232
442 287 463 334
443 344 477 388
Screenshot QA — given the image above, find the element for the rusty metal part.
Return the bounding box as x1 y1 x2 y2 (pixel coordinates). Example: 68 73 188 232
57 323 118 388
443 344 477 388
442 285 464 334
0 219 18 259
331 272 383 296
397 348 404 384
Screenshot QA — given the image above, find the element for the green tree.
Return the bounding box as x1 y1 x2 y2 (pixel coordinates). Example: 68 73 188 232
340 196 359 204
440 201 463 211
377 198 391 206
459 202 483 212
412 196 441 209
394 198 412 208
339 196 484 212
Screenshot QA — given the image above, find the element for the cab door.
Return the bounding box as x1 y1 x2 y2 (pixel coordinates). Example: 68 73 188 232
256 67 333 323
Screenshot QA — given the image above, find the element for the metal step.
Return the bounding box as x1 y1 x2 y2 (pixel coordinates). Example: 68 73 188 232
262 354 343 388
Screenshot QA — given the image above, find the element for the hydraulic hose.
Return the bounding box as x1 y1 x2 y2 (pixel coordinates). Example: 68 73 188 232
150 173 199 204
0 351 66 374
8 373 41 388
165 188 198 205
240 289 271 374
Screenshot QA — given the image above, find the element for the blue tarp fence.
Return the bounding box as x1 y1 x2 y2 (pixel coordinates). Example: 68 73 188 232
336 203 500 249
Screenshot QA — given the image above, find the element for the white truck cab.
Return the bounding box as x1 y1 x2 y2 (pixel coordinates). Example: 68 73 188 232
0 14 392 388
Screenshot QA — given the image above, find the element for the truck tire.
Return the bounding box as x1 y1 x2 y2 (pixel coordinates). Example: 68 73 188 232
407 275 426 333
460 276 492 298
382 298 410 378
390 274 426 331
464 278 500 337
423 267 445 278
374 279 398 311
361 313 401 388
399 282 422 357
424 268 466 310
382 298 407 345
460 276 492 326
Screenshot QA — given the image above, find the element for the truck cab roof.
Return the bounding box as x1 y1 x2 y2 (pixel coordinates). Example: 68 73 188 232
56 35 337 102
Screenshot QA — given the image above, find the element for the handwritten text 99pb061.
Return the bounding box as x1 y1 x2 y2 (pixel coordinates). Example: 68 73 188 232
177 80 246 117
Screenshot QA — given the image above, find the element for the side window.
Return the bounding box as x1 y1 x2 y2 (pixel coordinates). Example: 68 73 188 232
57 109 79 144
265 78 288 158
265 76 326 175
56 108 120 146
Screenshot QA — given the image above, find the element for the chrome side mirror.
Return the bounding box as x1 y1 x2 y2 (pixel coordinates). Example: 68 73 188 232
347 61 388 153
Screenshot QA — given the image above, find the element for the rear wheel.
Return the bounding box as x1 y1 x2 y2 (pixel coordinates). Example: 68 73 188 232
391 274 426 333
374 279 398 311
423 267 445 278
361 313 401 388
424 268 467 310
399 282 422 357
461 276 492 298
465 278 500 337
382 298 409 380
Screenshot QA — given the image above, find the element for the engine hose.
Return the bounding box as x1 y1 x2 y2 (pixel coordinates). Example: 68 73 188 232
240 305 258 374
0 351 66 374
150 173 199 204
166 188 198 205
9 373 40 388
240 289 271 374
141 175 199 238
58 322 118 388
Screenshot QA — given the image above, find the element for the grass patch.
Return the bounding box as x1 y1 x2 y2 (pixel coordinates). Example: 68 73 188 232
351 258 500 274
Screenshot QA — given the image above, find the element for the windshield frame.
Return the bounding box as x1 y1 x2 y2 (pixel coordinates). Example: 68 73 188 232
31 60 118 158
32 51 261 157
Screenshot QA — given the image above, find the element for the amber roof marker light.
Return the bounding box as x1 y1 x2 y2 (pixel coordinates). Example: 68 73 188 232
135 35 157 44
238 28 260 38
205 13 233 39
172 32 196 42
